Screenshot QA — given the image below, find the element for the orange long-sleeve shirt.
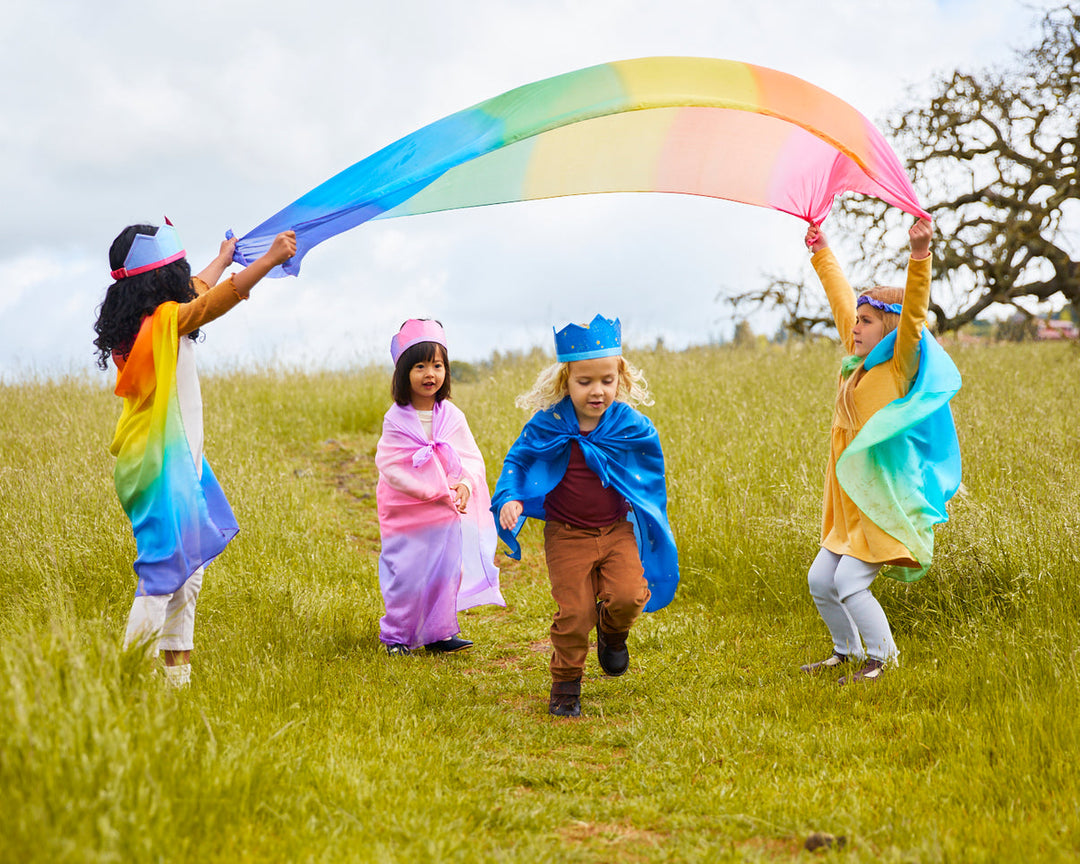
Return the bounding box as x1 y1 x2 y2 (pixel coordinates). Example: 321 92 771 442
812 248 933 566
112 275 246 372
177 274 247 335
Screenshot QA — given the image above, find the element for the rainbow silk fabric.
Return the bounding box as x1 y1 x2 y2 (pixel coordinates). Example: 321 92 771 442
234 57 928 275
836 330 962 582
110 303 238 596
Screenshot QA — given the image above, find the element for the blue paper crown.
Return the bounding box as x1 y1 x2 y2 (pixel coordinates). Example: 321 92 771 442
554 314 622 362
110 221 186 280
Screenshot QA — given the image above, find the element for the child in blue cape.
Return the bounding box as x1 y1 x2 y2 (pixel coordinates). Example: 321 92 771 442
492 315 679 717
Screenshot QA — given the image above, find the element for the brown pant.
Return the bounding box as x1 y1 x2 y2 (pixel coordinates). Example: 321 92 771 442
543 519 651 682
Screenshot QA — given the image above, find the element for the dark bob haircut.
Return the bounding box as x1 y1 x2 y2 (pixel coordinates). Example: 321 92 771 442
391 340 451 406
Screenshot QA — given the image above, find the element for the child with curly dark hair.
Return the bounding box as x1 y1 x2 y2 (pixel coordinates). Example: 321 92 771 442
94 220 295 686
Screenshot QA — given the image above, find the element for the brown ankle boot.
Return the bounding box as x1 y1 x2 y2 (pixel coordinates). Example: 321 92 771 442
596 601 630 677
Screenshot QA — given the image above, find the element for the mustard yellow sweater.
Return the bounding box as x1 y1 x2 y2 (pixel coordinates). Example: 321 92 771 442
811 248 933 565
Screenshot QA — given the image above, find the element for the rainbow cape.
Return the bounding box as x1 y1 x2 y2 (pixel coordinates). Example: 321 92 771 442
234 56 928 275
110 303 238 596
836 329 962 582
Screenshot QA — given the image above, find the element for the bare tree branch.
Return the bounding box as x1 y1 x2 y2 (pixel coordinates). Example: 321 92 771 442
741 5 1079 339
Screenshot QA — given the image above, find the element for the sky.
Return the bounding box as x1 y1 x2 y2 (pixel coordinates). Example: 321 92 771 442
0 0 1061 380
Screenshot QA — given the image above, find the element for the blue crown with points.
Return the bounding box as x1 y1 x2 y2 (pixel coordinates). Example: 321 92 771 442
554 314 622 362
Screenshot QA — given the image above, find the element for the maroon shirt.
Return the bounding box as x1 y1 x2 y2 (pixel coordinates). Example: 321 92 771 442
544 438 629 528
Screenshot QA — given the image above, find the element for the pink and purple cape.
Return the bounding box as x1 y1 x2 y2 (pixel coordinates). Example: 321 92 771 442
375 400 504 647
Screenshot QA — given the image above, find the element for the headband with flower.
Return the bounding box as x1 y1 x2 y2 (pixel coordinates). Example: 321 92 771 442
857 295 902 315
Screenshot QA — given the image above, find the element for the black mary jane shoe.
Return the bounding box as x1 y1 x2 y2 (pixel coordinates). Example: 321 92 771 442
424 636 474 654
385 643 411 656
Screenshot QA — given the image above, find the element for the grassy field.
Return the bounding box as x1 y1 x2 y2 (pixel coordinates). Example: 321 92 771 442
1 340 1078 863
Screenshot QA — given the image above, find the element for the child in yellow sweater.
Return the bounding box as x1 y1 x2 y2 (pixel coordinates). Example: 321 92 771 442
800 217 961 683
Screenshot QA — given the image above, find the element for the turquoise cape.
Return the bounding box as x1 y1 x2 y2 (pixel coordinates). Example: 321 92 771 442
837 329 962 582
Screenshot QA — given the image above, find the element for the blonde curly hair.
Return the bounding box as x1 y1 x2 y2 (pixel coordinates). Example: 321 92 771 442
516 355 653 414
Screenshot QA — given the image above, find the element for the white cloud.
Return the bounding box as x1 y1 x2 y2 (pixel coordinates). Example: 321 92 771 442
0 0 1061 378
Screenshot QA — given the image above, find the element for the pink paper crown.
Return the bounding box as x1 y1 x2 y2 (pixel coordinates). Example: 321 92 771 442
390 319 447 364
554 314 622 362
110 219 186 280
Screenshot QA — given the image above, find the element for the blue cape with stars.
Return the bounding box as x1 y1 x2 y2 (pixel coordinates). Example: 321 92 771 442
491 396 679 611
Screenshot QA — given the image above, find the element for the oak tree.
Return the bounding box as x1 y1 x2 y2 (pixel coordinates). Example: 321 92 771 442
736 4 1079 336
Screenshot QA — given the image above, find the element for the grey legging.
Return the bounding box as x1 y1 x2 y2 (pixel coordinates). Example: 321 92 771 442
807 548 898 663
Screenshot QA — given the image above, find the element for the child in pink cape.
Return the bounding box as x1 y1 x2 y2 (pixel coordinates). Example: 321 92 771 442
375 319 505 655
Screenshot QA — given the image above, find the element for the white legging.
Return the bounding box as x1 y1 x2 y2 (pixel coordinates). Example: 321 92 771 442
807 549 898 663
124 567 204 655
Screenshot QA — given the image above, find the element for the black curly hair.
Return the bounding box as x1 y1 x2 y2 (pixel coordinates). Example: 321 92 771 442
92 224 199 370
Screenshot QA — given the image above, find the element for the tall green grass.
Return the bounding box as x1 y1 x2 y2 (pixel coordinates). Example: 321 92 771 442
1 342 1078 862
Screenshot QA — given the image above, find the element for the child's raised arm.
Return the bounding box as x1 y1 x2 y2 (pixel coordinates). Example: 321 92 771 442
805 224 829 254
232 231 297 296
195 236 239 288
176 231 297 336
909 217 932 260
805 222 858 346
